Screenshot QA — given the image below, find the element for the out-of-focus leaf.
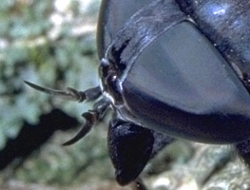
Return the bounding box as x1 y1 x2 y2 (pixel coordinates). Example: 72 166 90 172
0 0 101 146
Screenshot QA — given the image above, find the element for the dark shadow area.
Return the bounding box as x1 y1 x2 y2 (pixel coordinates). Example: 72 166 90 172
0 109 79 170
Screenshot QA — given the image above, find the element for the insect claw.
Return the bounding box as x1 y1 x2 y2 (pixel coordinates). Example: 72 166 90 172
24 81 86 102
62 121 92 146
62 112 96 146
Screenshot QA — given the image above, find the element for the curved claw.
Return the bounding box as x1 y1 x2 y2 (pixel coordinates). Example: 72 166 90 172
24 81 85 102
62 121 91 146
62 112 96 146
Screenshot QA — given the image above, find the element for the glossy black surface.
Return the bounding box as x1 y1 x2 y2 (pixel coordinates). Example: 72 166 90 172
94 0 250 186
97 0 153 57
176 0 250 88
104 0 185 75
123 21 250 143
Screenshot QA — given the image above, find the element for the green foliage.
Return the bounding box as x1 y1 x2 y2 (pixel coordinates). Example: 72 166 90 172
0 0 101 147
14 125 113 186
0 0 113 186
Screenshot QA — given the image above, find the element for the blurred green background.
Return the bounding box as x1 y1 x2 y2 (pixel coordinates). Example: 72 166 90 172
0 0 120 189
0 0 100 147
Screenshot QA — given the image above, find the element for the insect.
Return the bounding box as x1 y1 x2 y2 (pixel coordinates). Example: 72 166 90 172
25 0 250 188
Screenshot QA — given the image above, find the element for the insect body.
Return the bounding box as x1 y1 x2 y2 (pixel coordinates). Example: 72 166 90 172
26 0 250 187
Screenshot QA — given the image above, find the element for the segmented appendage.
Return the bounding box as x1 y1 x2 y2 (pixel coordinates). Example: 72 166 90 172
25 81 110 145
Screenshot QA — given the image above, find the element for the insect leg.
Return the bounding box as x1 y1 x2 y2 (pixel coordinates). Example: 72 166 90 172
25 81 102 102
63 97 111 145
